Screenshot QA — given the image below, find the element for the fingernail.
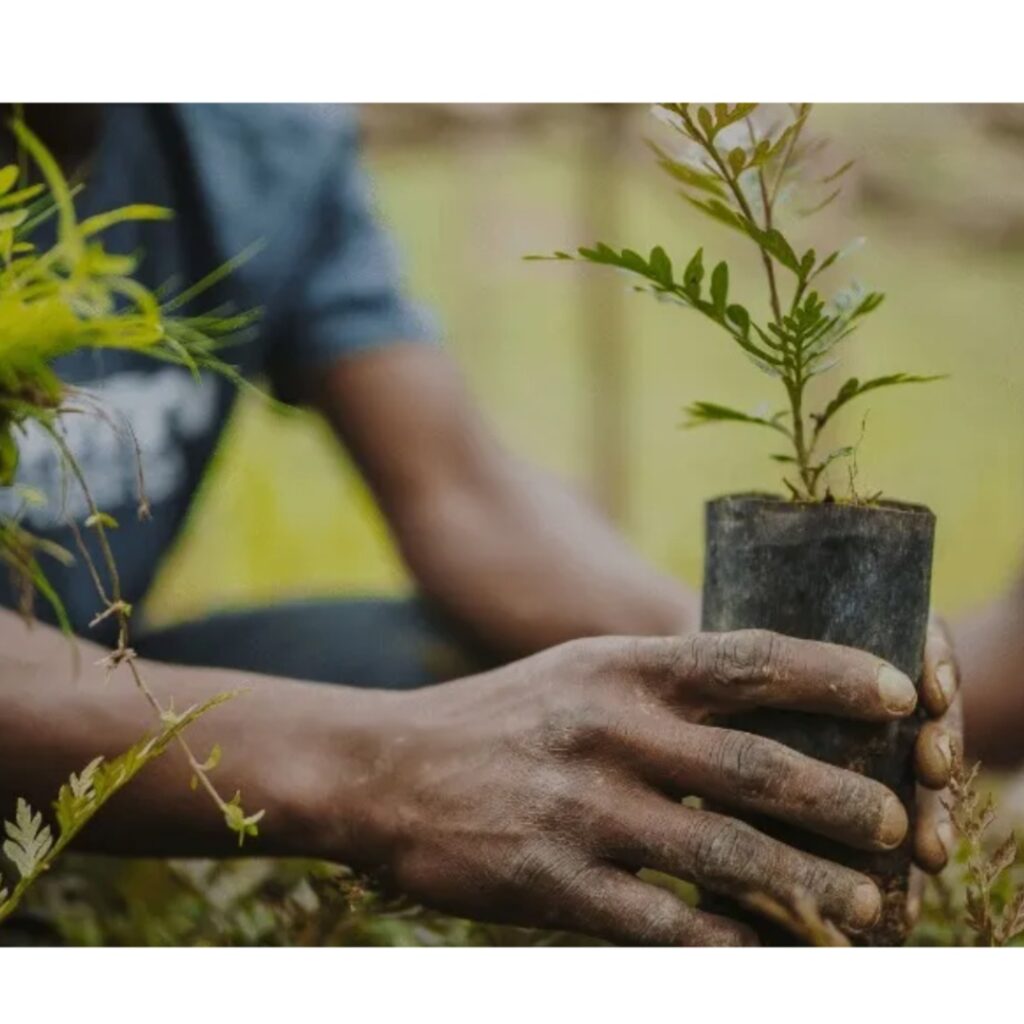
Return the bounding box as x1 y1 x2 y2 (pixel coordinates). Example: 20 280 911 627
935 663 957 708
877 665 917 714
850 881 882 930
876 795 909 849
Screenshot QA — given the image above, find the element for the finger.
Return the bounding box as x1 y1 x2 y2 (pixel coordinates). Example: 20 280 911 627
629 717 907 851
550 862 757 946
914 784 954 874
914 719 957 790
921 617 959 718
630 630 918 721
605 799 883 936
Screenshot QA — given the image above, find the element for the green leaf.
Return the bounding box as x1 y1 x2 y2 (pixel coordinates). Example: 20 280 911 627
746 138 773 169
84 511 119 530
710 262 729 315
822 158 855 184
812 237 865 279
0 165 19 196
24 557 73 637
648 246 673 287
683 195 747 233
728 147 746 175
682 248 704 297
851 291 885 318
692 201 802 277
759 228 801 274
646 142 726 198
684 401 789 434
813 373 945 437
77 204 173 239
3 799 53 879
713 103 758 133
0 209 28 232
726 304 749 333
224 791 266 847
0 183 45 210
201 743 222 772
697 106 715 138
617 248 649 274
11 120 80 256
810 446 856 487
798 188 842 218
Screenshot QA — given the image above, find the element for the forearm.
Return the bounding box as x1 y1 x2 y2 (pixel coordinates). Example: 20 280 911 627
0 609 392 864
313 346 696 660
396 454 697 657
955 574 1024 768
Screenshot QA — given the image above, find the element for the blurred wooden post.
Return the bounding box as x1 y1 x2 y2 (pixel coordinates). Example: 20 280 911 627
581 104 631 526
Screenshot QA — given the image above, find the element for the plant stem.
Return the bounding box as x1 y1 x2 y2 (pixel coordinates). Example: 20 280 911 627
785 378 815 499
43 422 234 818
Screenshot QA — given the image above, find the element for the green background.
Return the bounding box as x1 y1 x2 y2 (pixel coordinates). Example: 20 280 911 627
144 105 1024 631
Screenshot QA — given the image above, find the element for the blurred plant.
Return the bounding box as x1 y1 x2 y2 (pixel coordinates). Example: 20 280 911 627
740 888 849 946
19 855 592 947
530 103 942 500
0 112 264 924
913 757 1024 947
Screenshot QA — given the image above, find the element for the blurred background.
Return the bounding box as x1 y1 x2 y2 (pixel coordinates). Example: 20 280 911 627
143 104 1024 629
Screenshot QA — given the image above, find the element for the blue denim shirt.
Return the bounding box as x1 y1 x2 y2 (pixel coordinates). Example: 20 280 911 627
1 104 437 638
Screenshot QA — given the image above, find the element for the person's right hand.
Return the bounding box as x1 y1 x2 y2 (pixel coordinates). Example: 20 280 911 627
354 630 920 945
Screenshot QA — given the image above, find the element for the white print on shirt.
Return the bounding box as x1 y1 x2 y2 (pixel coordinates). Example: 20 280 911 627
0 368 220 529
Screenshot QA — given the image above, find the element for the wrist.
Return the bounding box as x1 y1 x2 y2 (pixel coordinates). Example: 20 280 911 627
278 684 409 870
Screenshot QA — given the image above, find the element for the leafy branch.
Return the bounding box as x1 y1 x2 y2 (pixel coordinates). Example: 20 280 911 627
0 110 266 922
529 103 943 500
0 694 234 923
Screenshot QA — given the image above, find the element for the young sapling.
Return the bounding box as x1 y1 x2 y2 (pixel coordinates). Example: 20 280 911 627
530 103 941 501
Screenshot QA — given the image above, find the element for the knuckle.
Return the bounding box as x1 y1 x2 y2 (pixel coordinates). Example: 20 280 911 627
704 629 781 687
523 857 606 931
630 896 689 945
828 770 879 829
691 817 767 887
535 697 618 756
715 731 790 801
524 763 615 839
790 853 839 899
562 635 625 677
507 844 564 894
633 636 691 684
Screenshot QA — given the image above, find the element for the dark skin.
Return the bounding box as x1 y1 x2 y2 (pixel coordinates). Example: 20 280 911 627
952 580 1024 769
311 345 960 882
0 344 960 942
0 108 965 943
0 611 948 945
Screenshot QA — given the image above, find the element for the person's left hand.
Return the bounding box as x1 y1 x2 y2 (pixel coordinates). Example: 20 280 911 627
907 616 963 923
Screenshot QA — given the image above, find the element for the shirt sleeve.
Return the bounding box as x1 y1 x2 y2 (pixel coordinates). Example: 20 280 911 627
281 113 441 376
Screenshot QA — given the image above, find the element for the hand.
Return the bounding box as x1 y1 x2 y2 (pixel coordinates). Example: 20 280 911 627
907 617 963 923
358 630 922 945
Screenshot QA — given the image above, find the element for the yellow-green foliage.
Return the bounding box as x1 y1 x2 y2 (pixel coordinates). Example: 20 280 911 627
0 693 234 925
0 113 261 925
0 116 257 626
